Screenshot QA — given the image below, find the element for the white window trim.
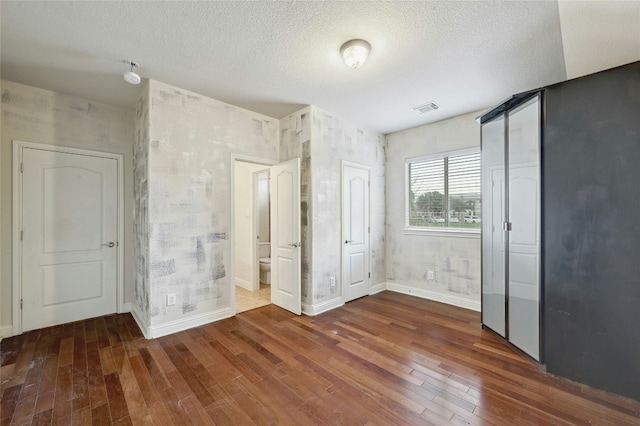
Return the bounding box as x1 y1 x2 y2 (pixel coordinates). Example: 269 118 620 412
404 147 481 238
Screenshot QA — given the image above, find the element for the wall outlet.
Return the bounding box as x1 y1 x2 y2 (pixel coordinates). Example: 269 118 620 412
329 276 336 289
167 293 176 306
428 271 435 281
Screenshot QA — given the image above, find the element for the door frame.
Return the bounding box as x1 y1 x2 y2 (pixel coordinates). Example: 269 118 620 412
12 140 125 335
341 160 371 302
229 153 277 316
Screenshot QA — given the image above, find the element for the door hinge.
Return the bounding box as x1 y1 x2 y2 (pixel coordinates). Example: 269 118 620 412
368 226 370 233
20 162 24 173
368 272 371 278
20 230 23 241
20 299 23 309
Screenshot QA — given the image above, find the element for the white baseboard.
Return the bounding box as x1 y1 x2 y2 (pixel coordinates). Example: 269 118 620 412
370 282 387 295
302 297 344 316
130 305 150 339
385 281 481 312
0 325 15 339
145 307 233 339
235 278 252 291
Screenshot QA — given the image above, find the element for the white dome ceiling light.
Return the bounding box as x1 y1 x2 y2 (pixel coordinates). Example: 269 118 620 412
123 60 141 85
340 39 371 69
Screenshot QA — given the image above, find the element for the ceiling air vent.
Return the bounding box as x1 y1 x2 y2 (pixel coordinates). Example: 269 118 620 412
411 102 440 114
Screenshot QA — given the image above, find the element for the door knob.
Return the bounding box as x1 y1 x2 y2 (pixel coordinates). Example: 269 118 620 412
345 240 353 244
101 242 115 248
288 242 301 248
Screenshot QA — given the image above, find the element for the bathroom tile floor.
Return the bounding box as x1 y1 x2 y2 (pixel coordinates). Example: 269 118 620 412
235 282 271 313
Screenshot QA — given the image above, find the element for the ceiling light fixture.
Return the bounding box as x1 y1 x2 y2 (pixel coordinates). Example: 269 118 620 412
123 60 141 85
340 39 371 69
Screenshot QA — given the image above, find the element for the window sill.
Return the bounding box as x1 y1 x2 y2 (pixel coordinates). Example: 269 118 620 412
403 227 481 239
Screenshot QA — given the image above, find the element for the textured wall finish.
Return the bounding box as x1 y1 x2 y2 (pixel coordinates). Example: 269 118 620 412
386 111 483 306
310 106 386 305
133 82 151 325
279 107 312 303
142 80 279 330
0 80 135 331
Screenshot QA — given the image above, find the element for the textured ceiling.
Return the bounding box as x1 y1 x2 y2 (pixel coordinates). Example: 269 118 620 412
1 1 639 134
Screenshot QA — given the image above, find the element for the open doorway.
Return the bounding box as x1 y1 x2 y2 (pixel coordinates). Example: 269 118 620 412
231 155 302 316
234 159 272 313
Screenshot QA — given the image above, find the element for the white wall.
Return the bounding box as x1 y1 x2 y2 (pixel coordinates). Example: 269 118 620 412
1 80 135 336
234 161 268 290
134 79 279 338
385 111 483 310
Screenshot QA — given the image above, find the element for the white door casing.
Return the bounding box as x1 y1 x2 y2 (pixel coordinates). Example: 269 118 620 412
229 154 277 315
15 142 122 332
342 162 370 303
270 158 301 314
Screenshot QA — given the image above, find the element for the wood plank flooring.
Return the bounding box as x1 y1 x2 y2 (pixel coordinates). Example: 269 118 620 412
2 291 639 425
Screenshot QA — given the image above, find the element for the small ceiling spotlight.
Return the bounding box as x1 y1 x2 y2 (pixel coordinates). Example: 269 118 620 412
123 60 141 85
340 39 371 69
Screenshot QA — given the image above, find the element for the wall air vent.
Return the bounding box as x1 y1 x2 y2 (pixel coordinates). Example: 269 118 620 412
411 102 440 114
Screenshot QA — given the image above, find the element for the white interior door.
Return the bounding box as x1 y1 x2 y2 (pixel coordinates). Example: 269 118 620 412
270 158 301 314
21 147 118 332
342 163 370 303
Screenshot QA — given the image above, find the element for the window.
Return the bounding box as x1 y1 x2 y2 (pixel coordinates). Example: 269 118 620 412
406 148 481 232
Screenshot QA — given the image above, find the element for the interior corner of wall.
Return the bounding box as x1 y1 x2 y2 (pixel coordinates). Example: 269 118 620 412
131 303 151 339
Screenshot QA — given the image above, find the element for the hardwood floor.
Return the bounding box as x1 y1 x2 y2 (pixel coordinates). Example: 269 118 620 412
2 291 639 425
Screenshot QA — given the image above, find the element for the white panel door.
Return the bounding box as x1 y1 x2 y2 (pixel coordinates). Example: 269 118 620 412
21 148 118 331
270 158 301 314
342 163 370 302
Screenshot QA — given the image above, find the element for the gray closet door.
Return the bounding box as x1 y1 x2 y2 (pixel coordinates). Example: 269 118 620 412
507 95 541 361
481 114 506 337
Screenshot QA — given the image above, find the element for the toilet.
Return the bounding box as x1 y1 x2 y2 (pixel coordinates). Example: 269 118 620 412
259 242 271 285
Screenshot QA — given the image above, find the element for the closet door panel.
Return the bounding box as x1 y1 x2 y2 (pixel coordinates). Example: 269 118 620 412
507 96 541 361
481 115 506 337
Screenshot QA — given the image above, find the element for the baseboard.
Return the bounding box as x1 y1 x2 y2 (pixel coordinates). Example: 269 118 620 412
370 282 387 295
385 282 481 312
145 307 233 339
235 278 252 291
0 325 15 339
301 297 344 316
130 305 151 339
